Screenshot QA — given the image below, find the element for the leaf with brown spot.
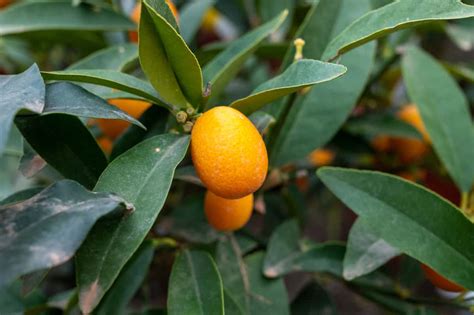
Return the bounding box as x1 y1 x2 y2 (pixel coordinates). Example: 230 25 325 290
76 134 190 314
0 180 130 288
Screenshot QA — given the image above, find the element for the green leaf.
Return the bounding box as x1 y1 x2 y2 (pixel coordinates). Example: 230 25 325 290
96 242 154 315
246 252 290 314
263 220 345 278
203 10 287 106
0 187 44 207
259 0 294 39
76 134 189 314
270 0 375 166
280 0 337 68
43 82 145 129
21 269 49 296
68 44 138 71
446 21 474 51
16 114 107 189
180 0 215 43
344 112 422 140
0 64 44 155
230 59 347 115
140 0 203 108
168 195 218 244
402 47 474 192
0 126 23 200
0 0 135 35
66 43 139 98
167 250 224 315
317 167 474 291
322 0 474 61
0 180 130 288
343 219 400 280
42 70 167 109
291 282 336 315
215 235 250 314
110 106 169 161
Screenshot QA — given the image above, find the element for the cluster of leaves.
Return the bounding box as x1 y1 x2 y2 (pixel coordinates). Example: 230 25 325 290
1 0 474 314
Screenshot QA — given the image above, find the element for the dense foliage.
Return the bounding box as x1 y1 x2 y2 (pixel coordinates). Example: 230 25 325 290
1 0 474 314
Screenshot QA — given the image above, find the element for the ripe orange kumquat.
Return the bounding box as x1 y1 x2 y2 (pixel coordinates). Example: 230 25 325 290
0 0 11 9
204 190 253 231
421 264 465 293
129 0 179 42
97 136 113 155
97 99 150 140
308 149 335 167
392 104 430 163
371 135 391 153
191 106 268 199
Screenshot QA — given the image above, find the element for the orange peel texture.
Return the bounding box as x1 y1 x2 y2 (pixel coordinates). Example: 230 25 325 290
191 106 268 199
204 190 253 231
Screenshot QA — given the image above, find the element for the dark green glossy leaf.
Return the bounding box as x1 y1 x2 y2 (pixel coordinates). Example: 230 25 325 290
16 114 107 189
44 82 144 129
0 0 135 35
224 290 243 315
259 0 294 39
0 187 44 207
168 250 224 315
231 59 347 115
215 235 250 314
280 0 335 67
0 126 23 200
110 105 169 160
246 252 290 314
42 70 166 108
3 283 46 314
322 0 474 61
270 0 375 166
317 167 474 290
235 234 259 254
0 180 130 288
0 64 44 155
344 113 422 140
21 269 49 296
140 0 203 108
96 242 154 315
67 43 139 98
203 10 287 106
343 218 400 280
402 47 474 192
180 0 215 43
168 195 218 244
68 44 138 71
291 282 336 315
263 220 345 278
76 134 189 314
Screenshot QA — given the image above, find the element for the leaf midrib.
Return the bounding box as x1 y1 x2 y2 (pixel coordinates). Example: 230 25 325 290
327 173 474 270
